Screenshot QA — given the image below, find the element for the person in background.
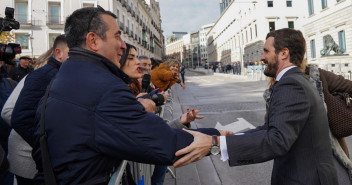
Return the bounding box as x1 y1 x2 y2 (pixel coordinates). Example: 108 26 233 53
151 59 185 92
0 61 17 185
180 64 185 84
2 34 68 185
9 56 33 82
0 61 9 78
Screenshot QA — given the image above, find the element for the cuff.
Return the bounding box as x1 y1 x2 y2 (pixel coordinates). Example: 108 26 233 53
220 136 229 162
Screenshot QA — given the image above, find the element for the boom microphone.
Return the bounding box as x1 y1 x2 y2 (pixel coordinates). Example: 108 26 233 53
141 74 151 93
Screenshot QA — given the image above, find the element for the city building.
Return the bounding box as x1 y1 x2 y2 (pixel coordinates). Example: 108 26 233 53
0 0 164 60
303 0 352 76
165 38 184 61
190 31 200 68
207 0 308 72
220 0 233 14
199 23 214 65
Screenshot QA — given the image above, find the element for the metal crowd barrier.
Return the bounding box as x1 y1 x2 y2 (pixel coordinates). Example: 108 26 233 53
108 90 176 185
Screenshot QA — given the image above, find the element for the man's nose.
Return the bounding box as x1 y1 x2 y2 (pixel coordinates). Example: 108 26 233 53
121 41 127 50
260 54 265 61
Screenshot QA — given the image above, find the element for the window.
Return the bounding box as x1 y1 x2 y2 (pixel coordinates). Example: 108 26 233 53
15 2 28 23
49 33 61 48
245 30 248 43
321 0 327 9
269 22 275 31
267 1 273 7
48 2 61 24
308 0 314 15
255 24 257 37
250 27 252 40
83 3 94 7
288 21 294 29
286 1 292 7
338 30 346 52
310 39 316 58
15 33 29 50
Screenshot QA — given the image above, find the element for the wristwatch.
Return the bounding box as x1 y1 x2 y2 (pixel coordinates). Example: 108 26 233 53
210 135 220 155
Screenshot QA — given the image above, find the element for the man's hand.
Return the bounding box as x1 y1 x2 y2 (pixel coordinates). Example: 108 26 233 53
136 92 147 98
138 98 156 113
173 129 212 168
161 92 169 102
180 108 204 124
180 82 186 89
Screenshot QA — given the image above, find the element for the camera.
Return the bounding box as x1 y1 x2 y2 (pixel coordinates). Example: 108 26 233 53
0 7 21 64
139 92 165 106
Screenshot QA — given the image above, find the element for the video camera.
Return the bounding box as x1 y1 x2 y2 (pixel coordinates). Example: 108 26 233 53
0 7 21 64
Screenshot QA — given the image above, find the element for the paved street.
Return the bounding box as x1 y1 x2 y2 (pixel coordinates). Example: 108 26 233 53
163 69 352 185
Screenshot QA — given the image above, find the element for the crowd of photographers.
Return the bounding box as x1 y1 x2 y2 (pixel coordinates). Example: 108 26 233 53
0 18 194 185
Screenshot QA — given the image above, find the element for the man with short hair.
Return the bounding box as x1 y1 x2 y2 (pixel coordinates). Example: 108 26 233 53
9 56 33 82
174 28 338 185
32 7 221 185
8 34 68 185
138 55 152 73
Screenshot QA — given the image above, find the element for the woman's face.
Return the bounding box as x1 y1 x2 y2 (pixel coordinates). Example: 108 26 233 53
169 64 179 73
121 48 142 79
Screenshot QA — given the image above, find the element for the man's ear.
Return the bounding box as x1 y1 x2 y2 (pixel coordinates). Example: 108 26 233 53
86 32 100 52
54 48 62 60
280 48 289 60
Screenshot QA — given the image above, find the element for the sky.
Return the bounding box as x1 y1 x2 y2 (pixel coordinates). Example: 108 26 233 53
158 0 220 37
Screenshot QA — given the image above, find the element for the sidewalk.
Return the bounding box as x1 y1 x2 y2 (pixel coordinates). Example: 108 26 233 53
187 67 268 81
163 85 223 185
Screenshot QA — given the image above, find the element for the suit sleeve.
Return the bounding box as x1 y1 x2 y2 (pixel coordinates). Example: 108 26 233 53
94 83 219 165
226 77 309 166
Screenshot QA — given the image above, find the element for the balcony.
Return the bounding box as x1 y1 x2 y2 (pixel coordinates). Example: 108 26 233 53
135 34 137 40
132 11 135 17
136 16 139 22
150 46 154 53
142 40 147 47
125 27 129 34
126 5 131 13
122 0 126 7
46 16 64 28
15 14 32 25
129 31 133 38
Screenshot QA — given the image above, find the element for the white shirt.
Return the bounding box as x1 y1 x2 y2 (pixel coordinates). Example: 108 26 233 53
219 66 297 162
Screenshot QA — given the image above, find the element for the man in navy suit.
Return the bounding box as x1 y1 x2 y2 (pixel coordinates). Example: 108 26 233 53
174 28 338 185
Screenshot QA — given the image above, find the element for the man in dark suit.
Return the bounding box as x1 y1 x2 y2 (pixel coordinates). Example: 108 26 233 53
173 28 338 185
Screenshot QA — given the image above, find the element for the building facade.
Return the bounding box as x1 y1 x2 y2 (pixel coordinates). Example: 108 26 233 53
199 23 213 64
0 0 164 59
207 0 308 71
304 0 352 76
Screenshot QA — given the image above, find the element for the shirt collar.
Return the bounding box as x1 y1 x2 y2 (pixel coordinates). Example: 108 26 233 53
276 66 297 81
